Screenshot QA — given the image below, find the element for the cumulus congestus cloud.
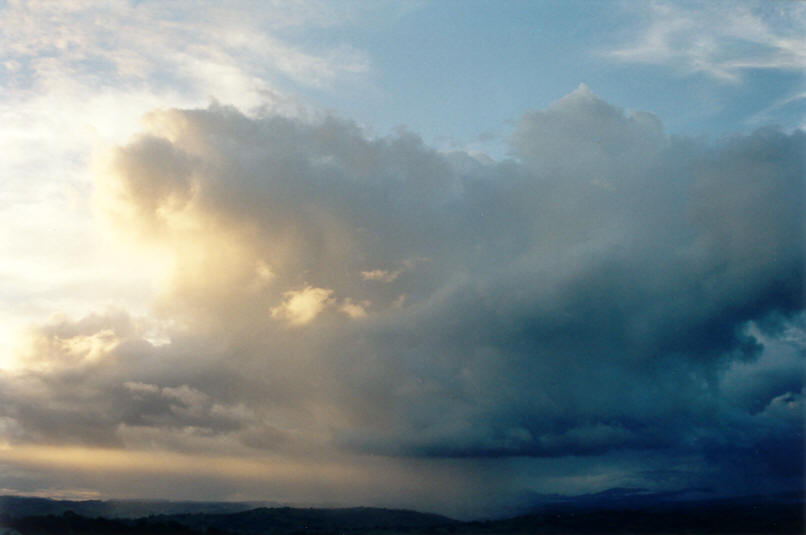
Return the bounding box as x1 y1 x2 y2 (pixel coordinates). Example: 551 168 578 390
1 86 803 508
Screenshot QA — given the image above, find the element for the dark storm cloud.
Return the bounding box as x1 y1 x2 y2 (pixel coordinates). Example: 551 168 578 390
2 86 803 500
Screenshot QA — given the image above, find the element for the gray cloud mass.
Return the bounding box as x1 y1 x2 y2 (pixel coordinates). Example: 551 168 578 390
1 86 803 511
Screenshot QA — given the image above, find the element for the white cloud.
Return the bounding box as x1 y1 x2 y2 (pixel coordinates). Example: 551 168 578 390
0 1 370 97
339 299 370 319
361 269 401 282
607 1 806 82
271 286 334 326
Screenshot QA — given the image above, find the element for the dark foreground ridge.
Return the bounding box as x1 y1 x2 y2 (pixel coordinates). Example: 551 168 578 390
0 497 265 519
1 492 803 534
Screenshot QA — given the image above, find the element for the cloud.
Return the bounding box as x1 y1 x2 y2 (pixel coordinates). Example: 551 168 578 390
0 0 396 370
339 299 370 319
607 1 806 82
123 382 160 396
1 86 803 513
271 286 335 326
0 1 371 98
361 269 401 282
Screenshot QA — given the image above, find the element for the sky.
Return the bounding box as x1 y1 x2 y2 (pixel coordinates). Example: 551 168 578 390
0 0 804 520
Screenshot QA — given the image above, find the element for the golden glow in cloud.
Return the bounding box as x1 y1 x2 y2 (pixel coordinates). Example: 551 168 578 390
339 299 370 319
0 0 373 371
271 287 335 326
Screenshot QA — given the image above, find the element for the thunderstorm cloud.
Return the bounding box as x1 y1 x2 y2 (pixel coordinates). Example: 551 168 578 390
1 85 803 515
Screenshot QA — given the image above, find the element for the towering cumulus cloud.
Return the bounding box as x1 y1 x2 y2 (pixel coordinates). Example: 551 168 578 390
1 86 803 515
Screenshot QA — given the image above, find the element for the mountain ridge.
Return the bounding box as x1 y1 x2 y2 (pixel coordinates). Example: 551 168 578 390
1 491 803 534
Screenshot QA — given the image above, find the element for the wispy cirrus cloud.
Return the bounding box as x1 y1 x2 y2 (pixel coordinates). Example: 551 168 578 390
606 1 806 82
0 0 371 98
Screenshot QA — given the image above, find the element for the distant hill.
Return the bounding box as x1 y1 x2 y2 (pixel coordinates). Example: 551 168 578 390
145 506 457 534
0 496 263 519
1 511 209 535
0 506 457 535
463 499 804 534
1 492 803 534
517 487 805 514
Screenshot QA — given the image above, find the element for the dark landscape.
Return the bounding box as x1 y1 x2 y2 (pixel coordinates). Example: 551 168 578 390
2 491 803 535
